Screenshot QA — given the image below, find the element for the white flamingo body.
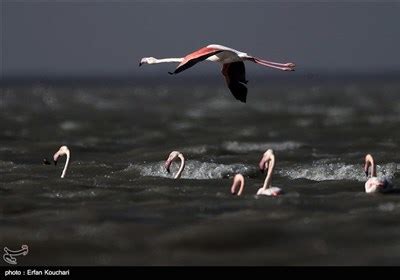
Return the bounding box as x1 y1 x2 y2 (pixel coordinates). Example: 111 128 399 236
204 44 247 63
365 177 391 194
364 154 393 193
165 151 185 179
256 186 282 196
139 44 295 103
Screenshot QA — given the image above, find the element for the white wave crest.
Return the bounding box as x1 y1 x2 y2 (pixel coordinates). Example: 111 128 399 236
279 161 398 182
125 160 258 179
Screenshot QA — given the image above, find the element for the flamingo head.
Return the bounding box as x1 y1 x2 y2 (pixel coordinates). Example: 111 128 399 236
286 63 296 70
165 151 182 173
139 57 157 66
259 149 274 173
53 145 70 165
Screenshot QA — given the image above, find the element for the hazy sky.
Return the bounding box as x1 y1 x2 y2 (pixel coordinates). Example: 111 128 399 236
2 1 400 78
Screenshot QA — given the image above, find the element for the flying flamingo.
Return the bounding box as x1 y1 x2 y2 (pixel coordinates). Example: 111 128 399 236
257 149 282 196
139 44 295 103
53 146 71 178
230 149 282 197
364 154 392 193
165 151 185 179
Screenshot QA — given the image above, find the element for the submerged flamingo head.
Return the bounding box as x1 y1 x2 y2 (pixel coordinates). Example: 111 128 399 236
53 145 70 165
258 149 274 173
165 151 183 173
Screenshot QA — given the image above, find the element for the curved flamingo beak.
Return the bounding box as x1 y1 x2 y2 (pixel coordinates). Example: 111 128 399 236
139 62 143 67
259 158 268 173
364 162 369 177
165 160 172 173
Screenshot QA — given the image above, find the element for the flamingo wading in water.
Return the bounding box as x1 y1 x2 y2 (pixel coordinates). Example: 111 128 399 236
257 149 282 196
364 154 392 193
139 44 295 103
53 146 70 178
230 149 282 196
165 151 185 179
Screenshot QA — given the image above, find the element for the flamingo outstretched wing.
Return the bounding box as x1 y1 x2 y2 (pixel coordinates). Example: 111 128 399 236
169 47 222 75
222 62 248 103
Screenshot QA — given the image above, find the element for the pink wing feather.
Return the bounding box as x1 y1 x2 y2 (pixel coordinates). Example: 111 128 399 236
169 46 222 74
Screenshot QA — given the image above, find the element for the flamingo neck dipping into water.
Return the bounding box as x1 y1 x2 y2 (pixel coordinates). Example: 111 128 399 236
53 146 70 178
257 149 282 196
231 174 245 196
165 151 185 179
139 44 295 103
364 154 392 193
230 149 282 197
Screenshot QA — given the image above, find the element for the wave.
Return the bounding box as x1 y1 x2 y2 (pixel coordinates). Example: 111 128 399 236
279 161 398 182
124 160 258 179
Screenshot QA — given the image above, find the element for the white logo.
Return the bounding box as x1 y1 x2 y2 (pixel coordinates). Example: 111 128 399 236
3 245 29 265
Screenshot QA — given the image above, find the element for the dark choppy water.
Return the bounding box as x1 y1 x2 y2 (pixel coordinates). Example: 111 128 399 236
1 77 400 265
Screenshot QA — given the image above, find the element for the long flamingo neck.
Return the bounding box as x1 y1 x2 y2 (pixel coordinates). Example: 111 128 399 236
238 178 244 195
370 159 376 177
154 58 183 64
262 156 275 189
174 154 185 179
231 175 245 196
236 176 244 195
252 57 295 71
366 155 376 177
61 152 70 178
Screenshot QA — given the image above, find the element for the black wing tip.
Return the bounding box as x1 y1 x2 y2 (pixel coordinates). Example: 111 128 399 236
236 94 247 103
231 90 247 103
168 71 175 75
228 82 248 103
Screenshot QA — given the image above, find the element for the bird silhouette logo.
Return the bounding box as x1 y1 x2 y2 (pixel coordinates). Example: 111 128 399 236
3 245 29 265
